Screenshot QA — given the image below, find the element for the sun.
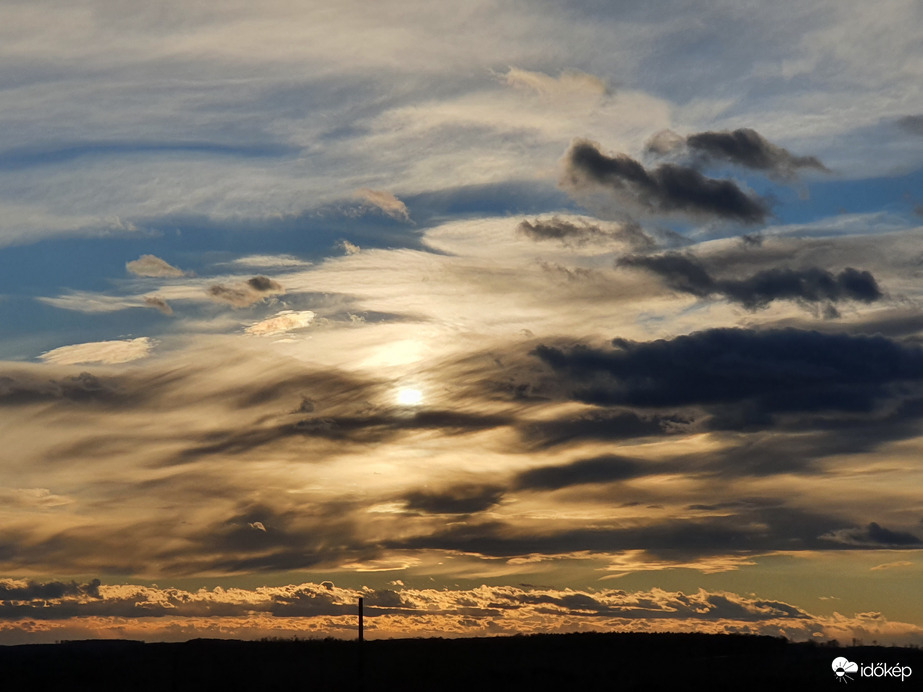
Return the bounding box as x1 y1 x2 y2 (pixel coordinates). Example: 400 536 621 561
396 388 424 406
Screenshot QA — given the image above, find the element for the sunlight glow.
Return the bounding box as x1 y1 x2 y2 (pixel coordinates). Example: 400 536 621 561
396 388 424 406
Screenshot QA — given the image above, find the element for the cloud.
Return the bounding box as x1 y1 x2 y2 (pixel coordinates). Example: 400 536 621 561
647 128 829 179
36 292 142 313
40 337 154 365
0 578 844 635
519 411 689 448
501 67 610 98
870 561 914 571
228 254 313 269
0 370 121 405
389 504 853 561
126 254 185 278
339 240 361 255
897 115 923 136
532 328 923 418
620 252 883 309
1 579 919 644
0 578 100 602
207 276 284 308
514 455 649 491
822 522 922 548
144 296 173 315
562 139 768 223
177 408 514 462
245 310 315 336
402 484 505 514
356 189 411 222
517 217 655 249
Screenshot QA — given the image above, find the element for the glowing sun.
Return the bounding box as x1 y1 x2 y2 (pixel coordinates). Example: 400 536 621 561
396 388 424 406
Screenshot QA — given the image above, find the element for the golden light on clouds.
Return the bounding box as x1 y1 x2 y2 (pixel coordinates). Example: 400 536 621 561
2 0 923 652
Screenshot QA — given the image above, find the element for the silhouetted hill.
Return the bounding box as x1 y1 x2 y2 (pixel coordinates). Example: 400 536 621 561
0 631 919 691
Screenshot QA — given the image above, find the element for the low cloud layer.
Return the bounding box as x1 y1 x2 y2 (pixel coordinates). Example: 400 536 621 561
1 578 919 646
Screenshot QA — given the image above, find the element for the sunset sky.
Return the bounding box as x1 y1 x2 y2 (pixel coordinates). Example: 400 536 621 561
2 0 923 645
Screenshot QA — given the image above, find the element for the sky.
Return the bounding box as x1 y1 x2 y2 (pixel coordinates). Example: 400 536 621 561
1 0 923 646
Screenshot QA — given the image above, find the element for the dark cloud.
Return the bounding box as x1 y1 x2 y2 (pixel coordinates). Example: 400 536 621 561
514 455 649 491
517 217 655 249
621 253 714 297
822 522 922 547
392 504 851 561
207 276 284 308
0 371 120 406
162 501 378 574
532 329 923 418
0 579 100 601
519 410 689 448
647 128 828 178
403 484 505 514
143 296 173 315
563 139 768 223
620 252 883 309
247 275 282 292
897 115 923 136
175 409 513 463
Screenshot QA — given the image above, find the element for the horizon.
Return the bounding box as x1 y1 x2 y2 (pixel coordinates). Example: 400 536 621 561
1 0 923 648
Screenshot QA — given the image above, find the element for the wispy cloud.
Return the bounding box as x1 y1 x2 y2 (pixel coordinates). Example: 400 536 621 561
356 189 411 222
126 255 186 278
39 337 155 365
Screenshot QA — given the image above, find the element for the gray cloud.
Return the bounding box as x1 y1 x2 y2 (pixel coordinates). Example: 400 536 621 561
897 115 923 136
563 139 769 223
519 410 689 449
403 484 506 514
143 296 173 315
0 578 100 601
647 128 828 179
822 522 922 547
0 371 121 406
514 455 650 490
207 276 284 308
532 329 923 422
620 252 883 309
391 504 852 561
175 409 513 464
517 217 655 249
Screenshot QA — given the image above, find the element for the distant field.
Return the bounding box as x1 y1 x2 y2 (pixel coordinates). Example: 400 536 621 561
1 632 920 691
